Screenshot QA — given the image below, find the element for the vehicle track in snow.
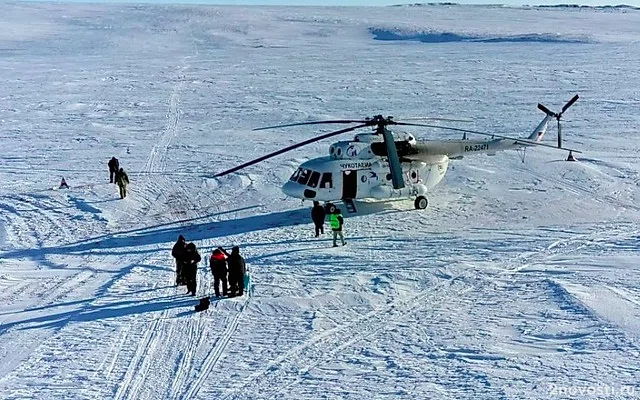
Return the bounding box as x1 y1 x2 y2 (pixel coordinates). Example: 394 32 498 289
135 68 183 220
221 270 475 400
514 164 640 213
181 298 249 400
222 221 639 399
0 268 96 378
107 52 236 400
0 194 73 250
112 41 217 399
491 222 640 276
167 317 205 400
0 193 105 379
31 81 189 396
113 315 173 400
107 66 186 399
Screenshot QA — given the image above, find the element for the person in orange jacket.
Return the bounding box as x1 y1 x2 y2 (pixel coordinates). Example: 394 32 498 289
209 248 228 297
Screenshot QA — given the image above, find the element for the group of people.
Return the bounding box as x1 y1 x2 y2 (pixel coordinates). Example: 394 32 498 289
171 235 247 298
166 200 345 306
108 157 130 199
171 235 201 296
311 201 346 247
209 246 246 297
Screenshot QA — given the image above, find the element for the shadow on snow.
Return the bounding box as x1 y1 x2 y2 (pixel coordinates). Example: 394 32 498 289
0 200 400 263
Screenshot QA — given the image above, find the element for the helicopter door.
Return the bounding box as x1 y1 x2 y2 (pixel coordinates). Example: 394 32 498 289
342 170 357 199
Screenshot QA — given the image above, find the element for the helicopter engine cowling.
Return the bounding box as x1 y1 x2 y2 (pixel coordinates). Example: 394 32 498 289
370 141 418 158
370 183 428 200
329 141 374 160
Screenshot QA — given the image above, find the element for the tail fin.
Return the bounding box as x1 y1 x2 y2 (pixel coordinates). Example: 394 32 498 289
527 114 553 142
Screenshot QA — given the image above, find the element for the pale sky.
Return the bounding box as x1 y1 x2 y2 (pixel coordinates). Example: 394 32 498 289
25 0 640 5
167 0 640 5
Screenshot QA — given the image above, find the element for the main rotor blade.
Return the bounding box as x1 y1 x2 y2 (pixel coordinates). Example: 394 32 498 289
537 103 555 117
214 124 369 178
397 116 473 123
395 122 582 153
560 94 579 115
253 119 368 131
394 121 478 130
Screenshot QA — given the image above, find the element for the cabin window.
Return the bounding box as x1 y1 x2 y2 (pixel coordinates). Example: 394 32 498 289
320 172 333 189
289 168 301 182
308 171 321 188
297 168 311 185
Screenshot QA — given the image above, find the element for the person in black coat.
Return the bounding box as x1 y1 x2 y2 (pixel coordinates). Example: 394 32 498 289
108 157 119 184
209 248 228 297
171 235 186 285
221 246 246 297
183 242 201 296
311 201 326 238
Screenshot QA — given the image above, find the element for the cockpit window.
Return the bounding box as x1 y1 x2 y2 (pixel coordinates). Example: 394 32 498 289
320 172 333 189
289 168 301 182
308 171 321 188
297 168 311 185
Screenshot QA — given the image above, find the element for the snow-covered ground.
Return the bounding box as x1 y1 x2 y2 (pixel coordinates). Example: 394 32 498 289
1 2 639 399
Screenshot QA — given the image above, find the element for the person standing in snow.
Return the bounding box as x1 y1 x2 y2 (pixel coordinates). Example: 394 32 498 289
115 167 129 199
330 208 346 247
108 157 119 184
311 200 326 238
171 235 187 286
209 248 228 297
183 242 201 296
221 246 246 297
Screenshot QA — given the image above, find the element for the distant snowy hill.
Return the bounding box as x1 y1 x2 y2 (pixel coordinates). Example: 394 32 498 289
0 3 639 399
392 2 640 10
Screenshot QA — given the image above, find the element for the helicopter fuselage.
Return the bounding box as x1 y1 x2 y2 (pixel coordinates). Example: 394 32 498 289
281 129 546 203
282 154 448 202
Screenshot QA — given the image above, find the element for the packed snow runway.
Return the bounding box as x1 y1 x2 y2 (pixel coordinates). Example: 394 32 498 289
1 3 640 399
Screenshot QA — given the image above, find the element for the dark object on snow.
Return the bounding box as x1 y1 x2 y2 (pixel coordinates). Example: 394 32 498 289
210 248 228 297
115 168 129 199
311 201 326 237
221 246 246 297
172 235 187 286
108 157 120 183
194 297 210 312
59 177 69 189
183 242 201 296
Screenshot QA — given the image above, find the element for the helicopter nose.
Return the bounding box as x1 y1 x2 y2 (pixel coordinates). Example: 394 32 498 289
282 181 303 198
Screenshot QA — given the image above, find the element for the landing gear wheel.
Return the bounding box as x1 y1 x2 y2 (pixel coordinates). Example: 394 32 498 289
414 196 428 210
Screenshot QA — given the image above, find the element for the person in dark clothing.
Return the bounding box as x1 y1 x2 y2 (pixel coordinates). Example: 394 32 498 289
209 248 228 297
220 246 246 297
115 168 129 199
108 157 119 184
171 235 187 286
311 201 326 238
183 242 201 296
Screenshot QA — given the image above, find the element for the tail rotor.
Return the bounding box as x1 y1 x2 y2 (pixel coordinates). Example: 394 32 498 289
537 94 579 149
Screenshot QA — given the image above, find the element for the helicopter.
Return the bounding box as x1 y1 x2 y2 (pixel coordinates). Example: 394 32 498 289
215 95 580 212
